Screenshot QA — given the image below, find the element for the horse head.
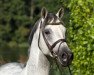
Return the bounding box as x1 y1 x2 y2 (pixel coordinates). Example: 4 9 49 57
29 7 73 67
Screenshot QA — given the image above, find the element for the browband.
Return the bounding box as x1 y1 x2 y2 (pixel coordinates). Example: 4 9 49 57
46 22 63 25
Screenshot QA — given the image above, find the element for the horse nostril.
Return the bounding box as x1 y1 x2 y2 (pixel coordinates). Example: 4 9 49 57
61 52 67 62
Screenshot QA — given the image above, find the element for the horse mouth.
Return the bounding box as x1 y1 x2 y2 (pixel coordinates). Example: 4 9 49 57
56 52 73 67
57 57 71 67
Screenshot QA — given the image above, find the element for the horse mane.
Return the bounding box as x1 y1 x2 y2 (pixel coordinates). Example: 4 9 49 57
28 19 41 45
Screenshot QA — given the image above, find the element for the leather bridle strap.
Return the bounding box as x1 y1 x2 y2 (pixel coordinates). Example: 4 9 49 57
51 39 66 50
42 31 66 55
46 22 63 25
68 66 72 75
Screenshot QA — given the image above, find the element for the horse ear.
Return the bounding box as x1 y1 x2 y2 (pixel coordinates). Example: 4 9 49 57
41 7 48 19
56 7 64 19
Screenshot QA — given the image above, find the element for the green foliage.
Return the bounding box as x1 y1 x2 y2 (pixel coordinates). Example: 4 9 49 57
0 0 30 62
0 0 70 74
61 0 94 75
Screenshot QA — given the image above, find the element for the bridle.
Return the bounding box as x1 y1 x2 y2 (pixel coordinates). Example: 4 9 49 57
38 20 72 75
38 20 66 57
42 31 66 57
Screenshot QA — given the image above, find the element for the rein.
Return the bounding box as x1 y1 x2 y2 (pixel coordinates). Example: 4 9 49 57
68 66 72 75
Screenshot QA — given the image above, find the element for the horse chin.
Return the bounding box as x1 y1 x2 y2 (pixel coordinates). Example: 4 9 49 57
61 62 70 67
57 57 72 67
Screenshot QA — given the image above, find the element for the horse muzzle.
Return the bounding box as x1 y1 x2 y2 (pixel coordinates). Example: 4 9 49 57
52 42 74 67
57 51 73 67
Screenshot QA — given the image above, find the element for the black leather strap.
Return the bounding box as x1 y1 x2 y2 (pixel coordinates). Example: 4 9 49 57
42 30 66 55
46 22 63 25
51 39 66 50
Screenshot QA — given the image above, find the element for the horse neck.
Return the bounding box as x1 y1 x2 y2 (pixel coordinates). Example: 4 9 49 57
25 21 50 75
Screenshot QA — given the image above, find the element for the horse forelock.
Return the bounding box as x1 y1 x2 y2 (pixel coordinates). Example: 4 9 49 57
43 13 64 26
45 13 58 24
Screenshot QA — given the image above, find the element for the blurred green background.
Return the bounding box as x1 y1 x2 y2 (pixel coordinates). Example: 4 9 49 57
0 0 94 75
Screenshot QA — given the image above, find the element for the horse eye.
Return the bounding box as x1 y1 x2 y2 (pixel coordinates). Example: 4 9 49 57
44 29 50 35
